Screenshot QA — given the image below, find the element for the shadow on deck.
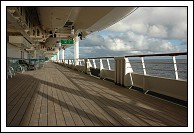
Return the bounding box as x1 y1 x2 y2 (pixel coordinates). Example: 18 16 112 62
7 62 188 126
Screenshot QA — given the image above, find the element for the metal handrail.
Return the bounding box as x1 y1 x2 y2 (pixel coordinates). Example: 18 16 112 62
125 52 187 57
64 52 187 80
65 52 187 60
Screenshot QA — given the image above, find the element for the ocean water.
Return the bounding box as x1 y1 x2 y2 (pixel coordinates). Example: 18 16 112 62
89 58 187 80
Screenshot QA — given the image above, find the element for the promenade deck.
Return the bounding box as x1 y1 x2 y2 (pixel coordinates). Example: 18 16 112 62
7 62 187 126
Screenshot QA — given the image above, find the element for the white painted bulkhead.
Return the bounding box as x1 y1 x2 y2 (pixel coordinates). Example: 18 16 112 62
7 43 28 59
125 73 187 101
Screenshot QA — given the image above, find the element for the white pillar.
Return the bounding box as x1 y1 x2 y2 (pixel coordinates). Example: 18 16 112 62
74 36 79 66
57 49 59 62
59 49 62 62
61 49 64 63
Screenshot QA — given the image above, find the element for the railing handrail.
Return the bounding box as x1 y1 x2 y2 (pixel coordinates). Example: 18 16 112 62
63 52 187 80
125 52 187 58
65 52 187 60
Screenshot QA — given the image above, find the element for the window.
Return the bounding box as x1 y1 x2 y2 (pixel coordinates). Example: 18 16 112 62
37 29 40 36
33 30 35 36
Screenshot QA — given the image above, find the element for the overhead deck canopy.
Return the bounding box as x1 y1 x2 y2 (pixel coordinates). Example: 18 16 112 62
7 7 137 57
37 7 136 37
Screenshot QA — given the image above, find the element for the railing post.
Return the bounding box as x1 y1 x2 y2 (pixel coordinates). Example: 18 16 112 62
72 59 74 65
100 59 104 70
124 57 133 86
82 59 84 66
78 59 81 65
141 57 146 75
99 59 104 78
107 58 111 70
173 56 179 80
141 57 148 93
88 59 92 68
93 59 96 69
68 60 70 67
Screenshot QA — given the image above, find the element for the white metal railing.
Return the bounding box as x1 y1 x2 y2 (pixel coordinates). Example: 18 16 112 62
63 52 187 81
57 52 187 102
126 53 187 80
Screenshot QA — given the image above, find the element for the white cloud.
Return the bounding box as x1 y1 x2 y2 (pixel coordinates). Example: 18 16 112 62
148 25 168 38
107 7 187 42
65 7 187 59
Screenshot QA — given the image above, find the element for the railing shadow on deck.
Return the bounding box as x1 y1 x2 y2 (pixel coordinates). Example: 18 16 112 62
54 64 187 125
7 64 187 126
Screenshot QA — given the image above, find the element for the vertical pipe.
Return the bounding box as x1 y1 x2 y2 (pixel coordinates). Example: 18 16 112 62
173 56 179 80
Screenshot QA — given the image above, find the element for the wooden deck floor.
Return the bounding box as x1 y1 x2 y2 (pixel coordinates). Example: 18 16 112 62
7 62 187 126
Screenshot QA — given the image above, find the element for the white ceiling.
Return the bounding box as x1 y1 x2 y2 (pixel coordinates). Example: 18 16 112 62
37 7 136 36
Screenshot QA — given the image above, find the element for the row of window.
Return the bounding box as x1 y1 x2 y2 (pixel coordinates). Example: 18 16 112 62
16 7 41 37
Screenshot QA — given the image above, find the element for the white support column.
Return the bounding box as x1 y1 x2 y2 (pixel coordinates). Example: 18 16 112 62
61 49 64 63
74 36 79 66
114 57 134 86
59 49 64 63
57 49 59 62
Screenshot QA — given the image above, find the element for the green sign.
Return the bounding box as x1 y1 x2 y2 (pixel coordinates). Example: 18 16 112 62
60 40 74 45
52 54 57 55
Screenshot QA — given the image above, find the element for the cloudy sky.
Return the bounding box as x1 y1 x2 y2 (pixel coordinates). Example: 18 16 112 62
1 2 192 132
65 7 187 59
